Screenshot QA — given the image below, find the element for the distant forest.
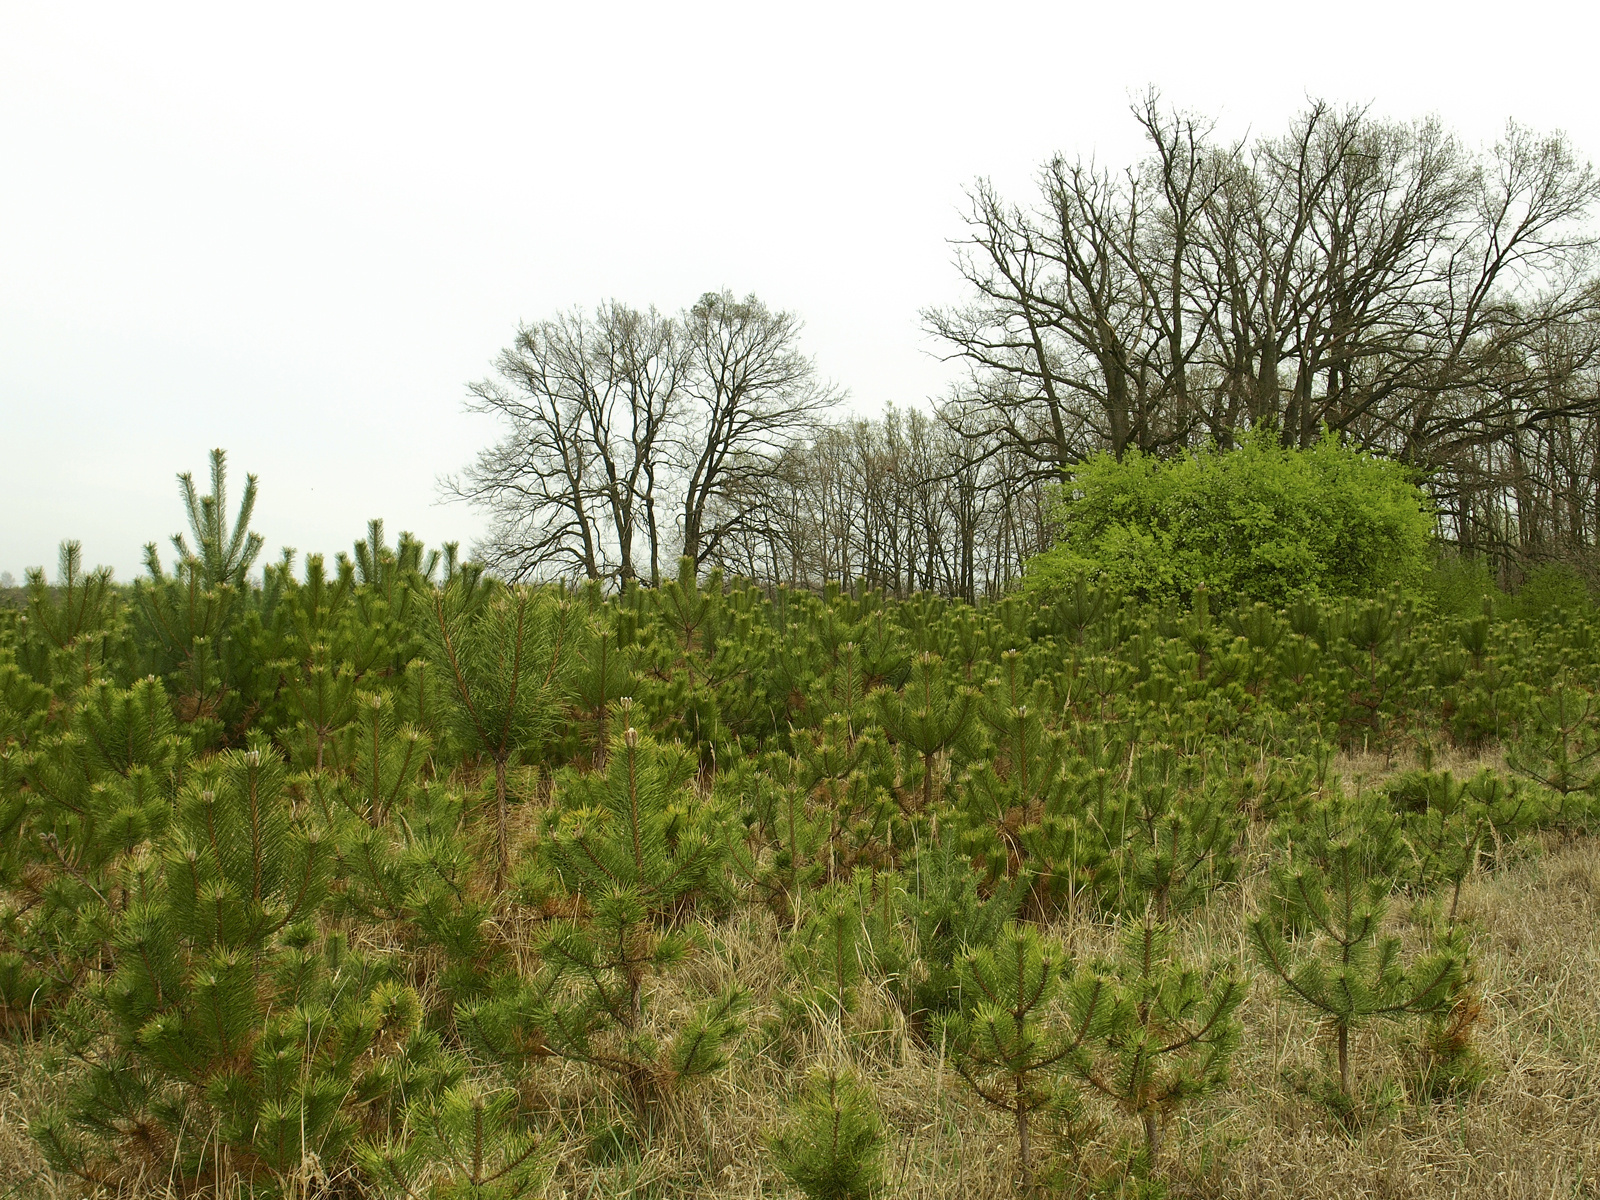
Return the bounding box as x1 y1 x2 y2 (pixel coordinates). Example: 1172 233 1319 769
457 95 1600 599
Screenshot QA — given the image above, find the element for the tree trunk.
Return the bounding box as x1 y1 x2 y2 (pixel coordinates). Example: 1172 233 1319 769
1016 1101 1032 1192
1143 1109 1161 1165
493 757 510 892
1337 1021 1350 1097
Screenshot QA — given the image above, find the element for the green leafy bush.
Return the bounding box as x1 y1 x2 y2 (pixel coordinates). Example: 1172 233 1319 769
1025 430 1434 606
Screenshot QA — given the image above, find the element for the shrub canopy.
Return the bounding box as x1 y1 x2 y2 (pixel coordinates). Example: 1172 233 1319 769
1024 430 1435 606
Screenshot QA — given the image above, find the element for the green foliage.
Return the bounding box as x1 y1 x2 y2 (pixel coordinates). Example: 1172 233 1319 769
421 574 579 889
1025 429 1435 606
8 450 1600 1194
481 723 747 1129
31 744 400 1195
1506 681 1600 829
939 922 1113 1192
769 1067 886 1200
1509 562 1594 621
895 837 1025 1032
1415 552 1500 618
360 1080 551 1200
1079 913 1243 1167
1249 800 1470 1098
873 651 977 815
170 448 266 590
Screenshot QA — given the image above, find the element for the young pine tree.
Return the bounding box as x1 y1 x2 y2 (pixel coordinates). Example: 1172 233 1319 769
474 720 747 1132
360 1079 551 1200
422 572 578 891
1506 680 1600 831
1249 815 1468 1100
896 836 1025 1035
22 541 125 697
954 652 1077 905
1078 912 1243 1168
134 450 265 743
873 651 977 817
939 922 1112 1193
33 743 408 1194
769 1066 886 1200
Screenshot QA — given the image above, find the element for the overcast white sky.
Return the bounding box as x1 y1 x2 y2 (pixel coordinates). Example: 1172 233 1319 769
3 0 1594 580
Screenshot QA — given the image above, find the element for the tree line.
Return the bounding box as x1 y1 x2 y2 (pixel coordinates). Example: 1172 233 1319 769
460 94 1600 594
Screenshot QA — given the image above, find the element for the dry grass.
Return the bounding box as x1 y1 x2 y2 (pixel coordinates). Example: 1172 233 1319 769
5 759 1600 1199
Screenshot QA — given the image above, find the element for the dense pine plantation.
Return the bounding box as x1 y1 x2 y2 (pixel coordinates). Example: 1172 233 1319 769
3 470 1600 1198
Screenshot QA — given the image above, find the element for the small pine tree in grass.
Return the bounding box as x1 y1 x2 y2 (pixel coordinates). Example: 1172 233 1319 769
769 1066 886 1200
422 573 578 891
1507 680 1600 831
32 743 432 1194
569 616 638 769
873 651 977 816
747 767 829 926
1079 912 1243 1168
955 652 1079 906
894 836 1024 1035
280 640 360 771
338 781 503 1009
1249 829 1468 1100
359 1080 551 1200
469 721 746 1131
133 451 266 744
304 690 432 827
785 883 866 1028
939 922 1113 1193
1114 750 1243 921
0 676 191 1026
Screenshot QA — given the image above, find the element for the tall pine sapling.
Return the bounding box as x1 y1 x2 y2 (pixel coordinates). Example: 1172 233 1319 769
474 719 747 1132
423 573 577 890
1249 814 1467 1100
1507 680 1600 831
1078 912 1243 1167
939 922 1112 1193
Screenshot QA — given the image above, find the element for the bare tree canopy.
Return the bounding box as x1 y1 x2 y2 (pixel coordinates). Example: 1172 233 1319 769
449 293 835 583
456 98 1600 596
927 93 1600 583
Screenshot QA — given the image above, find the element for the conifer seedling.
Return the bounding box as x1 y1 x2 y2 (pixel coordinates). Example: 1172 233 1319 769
422 573 577 891
492 721 748 1130
1079 912 1243 1166
873 651 976 816
1249 820 1468 1100
939 922 1112 1193
769 1066 886 1200
360 1080 551 1200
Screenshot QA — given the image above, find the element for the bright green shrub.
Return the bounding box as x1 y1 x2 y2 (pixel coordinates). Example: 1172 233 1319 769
1025 429 1435 606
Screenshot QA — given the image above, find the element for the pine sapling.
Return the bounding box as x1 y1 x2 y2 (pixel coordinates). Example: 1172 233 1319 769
769 1066 886 1200
873 651 976 816
360 1080 551 1200
1079 912 1243 1167
423 574 577 891
1507 680 1600 831
477 720 747 1131
1249 827 1467 1100
939 922 1112 1193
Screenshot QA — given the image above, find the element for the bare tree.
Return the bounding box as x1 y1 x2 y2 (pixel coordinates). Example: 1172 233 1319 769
448 304 684 582
676 291 839 568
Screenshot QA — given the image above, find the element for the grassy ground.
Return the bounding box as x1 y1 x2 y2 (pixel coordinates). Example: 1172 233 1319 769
3 756 1598 1199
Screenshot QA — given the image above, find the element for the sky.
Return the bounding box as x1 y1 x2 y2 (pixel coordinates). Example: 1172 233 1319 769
3 0 1596 582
